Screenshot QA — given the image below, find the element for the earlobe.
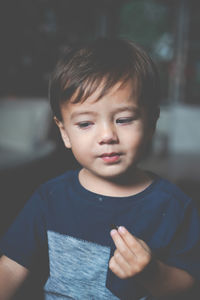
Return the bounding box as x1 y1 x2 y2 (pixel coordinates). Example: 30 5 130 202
53 117 72 149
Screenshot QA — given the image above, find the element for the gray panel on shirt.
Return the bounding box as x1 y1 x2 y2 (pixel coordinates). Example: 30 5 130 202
44 231 119 299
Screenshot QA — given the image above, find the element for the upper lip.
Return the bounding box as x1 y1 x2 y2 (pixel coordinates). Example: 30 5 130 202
100 152 121 157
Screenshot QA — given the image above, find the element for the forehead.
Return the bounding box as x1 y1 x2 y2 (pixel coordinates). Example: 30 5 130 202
61 79 139 114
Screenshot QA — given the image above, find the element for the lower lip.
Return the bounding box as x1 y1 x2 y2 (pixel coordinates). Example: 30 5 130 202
101 155 120 163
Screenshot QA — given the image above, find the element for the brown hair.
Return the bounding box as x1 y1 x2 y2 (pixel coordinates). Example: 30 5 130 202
49 38 160 126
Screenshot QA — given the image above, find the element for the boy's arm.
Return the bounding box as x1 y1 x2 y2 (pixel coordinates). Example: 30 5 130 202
0 255 29 300
109 226 196 298
137 259 195 298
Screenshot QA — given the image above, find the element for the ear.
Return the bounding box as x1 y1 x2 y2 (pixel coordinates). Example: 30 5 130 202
54 117 72 149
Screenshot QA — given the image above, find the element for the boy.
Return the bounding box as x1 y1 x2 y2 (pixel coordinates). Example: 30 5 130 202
0 38 200 300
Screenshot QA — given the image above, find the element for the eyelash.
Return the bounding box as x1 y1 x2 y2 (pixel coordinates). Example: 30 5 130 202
77 121 93 129
76 117 135 129
116 117 134 124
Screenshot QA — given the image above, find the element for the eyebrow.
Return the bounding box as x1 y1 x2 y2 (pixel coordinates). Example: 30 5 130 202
113 106 140 114
70 106 140 120
70 111 98 119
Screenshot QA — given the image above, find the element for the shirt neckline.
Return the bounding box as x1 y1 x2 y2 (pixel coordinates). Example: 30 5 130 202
72 168 162 206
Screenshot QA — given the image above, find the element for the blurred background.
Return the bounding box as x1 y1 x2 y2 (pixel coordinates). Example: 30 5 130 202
0 0 200 236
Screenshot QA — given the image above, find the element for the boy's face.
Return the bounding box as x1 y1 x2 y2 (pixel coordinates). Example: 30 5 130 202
56 80 153 181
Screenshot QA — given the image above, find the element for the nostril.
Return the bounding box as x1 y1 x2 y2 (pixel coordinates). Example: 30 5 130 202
99 139 118 145
99 135 119 145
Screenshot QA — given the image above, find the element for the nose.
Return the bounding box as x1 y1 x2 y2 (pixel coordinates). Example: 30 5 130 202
98 123 119 145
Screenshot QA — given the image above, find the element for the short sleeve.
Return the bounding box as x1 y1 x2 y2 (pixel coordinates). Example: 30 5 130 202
165 200 200 281
0 190 48 274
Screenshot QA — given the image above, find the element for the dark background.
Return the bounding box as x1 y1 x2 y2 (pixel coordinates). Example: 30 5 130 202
0 0 199 298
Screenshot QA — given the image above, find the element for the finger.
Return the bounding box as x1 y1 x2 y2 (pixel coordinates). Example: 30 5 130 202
113 249 132 273
117 226 148 256
109 255 127 279
113 249 147 277
117 227 152 271
110 229 136 261
110 230 152 276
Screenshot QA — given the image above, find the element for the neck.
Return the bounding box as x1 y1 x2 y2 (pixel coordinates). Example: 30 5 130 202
79 167 153 197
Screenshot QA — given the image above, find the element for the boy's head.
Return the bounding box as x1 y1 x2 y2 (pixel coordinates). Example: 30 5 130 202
49 38 160 128
49 38 161 180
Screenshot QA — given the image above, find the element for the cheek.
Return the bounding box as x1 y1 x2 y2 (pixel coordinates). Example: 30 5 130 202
68 131 86 145
69 128 96 148
121 128 146 148
69 135 92 158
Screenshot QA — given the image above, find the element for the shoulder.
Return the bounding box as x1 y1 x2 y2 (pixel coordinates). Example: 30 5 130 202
31 169 78 206
39 169 77 193
154 176 190 202
149 175 195 218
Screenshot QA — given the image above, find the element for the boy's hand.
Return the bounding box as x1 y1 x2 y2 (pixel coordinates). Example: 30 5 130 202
109 226 153 279
109 226 195 297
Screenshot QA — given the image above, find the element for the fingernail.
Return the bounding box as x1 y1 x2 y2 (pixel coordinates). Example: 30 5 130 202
118 226 126 234
110 229 117 236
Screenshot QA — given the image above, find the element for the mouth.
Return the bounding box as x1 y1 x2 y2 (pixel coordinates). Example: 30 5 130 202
100 152 122 163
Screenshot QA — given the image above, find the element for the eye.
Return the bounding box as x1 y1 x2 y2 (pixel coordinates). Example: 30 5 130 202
116 117 134 124
76 121 93 129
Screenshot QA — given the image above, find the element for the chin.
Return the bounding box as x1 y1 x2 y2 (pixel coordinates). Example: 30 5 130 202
95 166 131 180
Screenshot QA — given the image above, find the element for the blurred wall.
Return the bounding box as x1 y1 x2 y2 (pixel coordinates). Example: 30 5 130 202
0 0 199 220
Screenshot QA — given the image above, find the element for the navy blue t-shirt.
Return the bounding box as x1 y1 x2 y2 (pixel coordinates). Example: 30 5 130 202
0 169 200 299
